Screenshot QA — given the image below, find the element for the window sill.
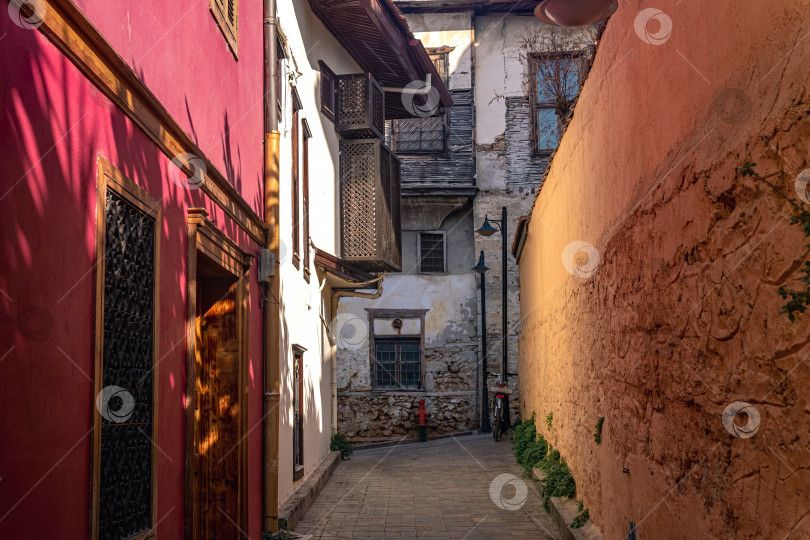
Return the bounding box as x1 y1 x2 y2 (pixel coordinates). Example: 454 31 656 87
293 464 304 481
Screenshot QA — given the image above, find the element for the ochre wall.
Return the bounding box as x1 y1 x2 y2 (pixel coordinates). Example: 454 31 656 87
517 0 810 537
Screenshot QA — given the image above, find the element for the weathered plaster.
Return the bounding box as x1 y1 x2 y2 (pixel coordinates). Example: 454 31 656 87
517 1 810 538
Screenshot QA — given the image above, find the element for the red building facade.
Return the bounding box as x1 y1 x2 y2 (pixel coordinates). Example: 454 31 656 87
1 0 450 537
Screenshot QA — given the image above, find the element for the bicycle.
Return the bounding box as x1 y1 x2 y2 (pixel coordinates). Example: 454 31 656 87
488 372 514 441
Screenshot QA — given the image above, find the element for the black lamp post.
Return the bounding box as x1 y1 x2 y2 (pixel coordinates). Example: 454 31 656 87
471 250 490 434
476 206 510 431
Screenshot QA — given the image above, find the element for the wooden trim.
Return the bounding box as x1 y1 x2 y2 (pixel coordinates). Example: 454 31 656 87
91 155 161 540
292 346 305 481
185 208 252 540
33 0 266 245
302 119 311 283
366 308 428 317
209 0 239 58
291 109 300 270
318 61 336 122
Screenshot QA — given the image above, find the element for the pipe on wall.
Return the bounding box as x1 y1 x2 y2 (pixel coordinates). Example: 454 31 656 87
263 0 280 533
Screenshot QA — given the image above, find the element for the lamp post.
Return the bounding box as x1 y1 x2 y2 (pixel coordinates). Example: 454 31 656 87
471 250 490 434
476 206 510 431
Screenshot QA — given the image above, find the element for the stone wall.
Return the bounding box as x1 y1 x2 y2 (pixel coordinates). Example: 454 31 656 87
516 1 810 538
336 274 480 442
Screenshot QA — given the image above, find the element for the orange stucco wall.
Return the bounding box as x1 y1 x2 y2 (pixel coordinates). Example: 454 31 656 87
517 1 810 537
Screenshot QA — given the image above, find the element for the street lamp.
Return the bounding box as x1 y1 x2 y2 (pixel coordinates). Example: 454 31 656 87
471 250 490 434
475 206 510 433
534 0 618 27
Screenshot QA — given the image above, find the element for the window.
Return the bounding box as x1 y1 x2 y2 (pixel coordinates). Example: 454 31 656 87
374 339 422 389
302 119 312 282
292 346 305 480
93 158 160 539
418 232 446 274
319 61 336 121
291 105 300 269
390 51 449 154
530 53 586 155
209 0 238 57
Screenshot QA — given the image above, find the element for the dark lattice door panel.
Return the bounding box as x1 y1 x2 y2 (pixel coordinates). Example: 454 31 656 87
335 73 385 140
339 139 402 271
99 189 155 540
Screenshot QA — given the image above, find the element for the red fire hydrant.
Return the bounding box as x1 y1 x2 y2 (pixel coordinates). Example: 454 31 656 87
415 399 430 442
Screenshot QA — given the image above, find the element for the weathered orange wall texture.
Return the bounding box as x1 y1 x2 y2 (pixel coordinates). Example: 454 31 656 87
517 0 810 538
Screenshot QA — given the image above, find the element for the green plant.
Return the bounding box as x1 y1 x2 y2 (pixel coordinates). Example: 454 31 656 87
538 447 576 511
571 508 590 528
513 413 537 464
330 432 353 460
262 531 294 540
512 414 550 477
594 416 604 445
545 412 554 431
738 162 810 321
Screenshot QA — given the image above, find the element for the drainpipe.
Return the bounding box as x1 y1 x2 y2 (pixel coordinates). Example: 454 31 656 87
263 0 280 533
330 278 385 434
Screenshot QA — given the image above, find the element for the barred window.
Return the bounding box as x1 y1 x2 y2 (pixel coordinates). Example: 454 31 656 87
418 232 445 274
374 340 422 389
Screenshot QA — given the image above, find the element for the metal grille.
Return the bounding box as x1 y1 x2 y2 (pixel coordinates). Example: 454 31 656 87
419 233 445 273
99 189 155 540
391 116 446 153
335 73 384 139
340 141 377 258
374 340 421 389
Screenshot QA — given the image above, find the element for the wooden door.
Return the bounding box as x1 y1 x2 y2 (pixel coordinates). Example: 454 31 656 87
194 279 240 540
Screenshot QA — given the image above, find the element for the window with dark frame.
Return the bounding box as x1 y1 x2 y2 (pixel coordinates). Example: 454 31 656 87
302 119 311 282
374 339 422 390
390 51 450 154
319 61 336 121
291 105 300 269
418 232 445 274
530 52 585 155
292 348 304 480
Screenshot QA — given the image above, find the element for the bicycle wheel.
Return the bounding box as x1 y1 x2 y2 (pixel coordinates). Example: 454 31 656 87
493 404 502 442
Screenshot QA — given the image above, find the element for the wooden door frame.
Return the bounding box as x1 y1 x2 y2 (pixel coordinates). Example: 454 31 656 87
91 156 162 540
185 208 253 540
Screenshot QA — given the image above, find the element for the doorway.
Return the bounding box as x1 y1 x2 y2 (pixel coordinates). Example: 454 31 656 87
185 209 251 540
195 256 240 539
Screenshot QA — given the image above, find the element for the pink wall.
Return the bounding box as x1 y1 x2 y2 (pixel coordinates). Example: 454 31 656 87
0 4 264 538
76 0 266 215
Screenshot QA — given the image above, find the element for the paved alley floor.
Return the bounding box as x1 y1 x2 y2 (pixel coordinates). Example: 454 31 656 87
295 434 562 539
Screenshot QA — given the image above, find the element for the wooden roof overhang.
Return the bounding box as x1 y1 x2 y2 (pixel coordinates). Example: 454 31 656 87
394 0 537 14
315 249 379 289
308 0 454 118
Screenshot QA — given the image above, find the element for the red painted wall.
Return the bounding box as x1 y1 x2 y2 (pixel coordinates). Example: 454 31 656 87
0 3 264 538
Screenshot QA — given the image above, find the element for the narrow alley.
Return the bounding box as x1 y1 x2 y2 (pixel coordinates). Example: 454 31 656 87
296 436 560 540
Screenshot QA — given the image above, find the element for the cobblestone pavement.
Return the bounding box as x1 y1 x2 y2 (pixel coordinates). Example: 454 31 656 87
295 435 562 539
